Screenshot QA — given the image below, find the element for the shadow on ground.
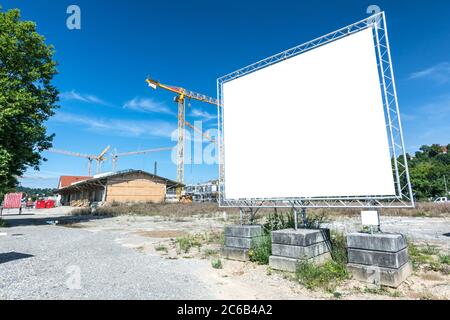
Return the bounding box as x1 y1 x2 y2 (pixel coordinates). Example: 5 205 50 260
0 252 34 264
0 214 111 228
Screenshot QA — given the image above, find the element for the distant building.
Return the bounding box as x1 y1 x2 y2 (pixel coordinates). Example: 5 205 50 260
185 180 218 203
58 175 92 189
56 170 182 206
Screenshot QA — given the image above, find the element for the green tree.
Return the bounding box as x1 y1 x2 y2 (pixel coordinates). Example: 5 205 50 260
0 6 58 197
405 144 450 200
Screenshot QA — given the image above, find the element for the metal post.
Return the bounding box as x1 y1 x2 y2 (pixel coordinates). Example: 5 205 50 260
239 208 243 225
294 208 298 230
176 97 185 200
301 208 307 228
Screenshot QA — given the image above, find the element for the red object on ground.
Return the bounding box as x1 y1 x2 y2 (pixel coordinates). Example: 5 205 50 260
35 200 46 209
45 200 55 208
3 193 23 209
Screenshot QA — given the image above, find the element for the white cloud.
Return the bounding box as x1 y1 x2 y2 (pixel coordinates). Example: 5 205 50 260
408 62 450 83
52 112 177 138
123 97 174 115
60 90 112 106
190 108 217 121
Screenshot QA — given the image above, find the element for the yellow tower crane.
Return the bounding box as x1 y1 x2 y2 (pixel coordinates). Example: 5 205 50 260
145 77 218 198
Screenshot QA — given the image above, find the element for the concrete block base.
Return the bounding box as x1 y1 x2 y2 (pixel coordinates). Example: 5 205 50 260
222 225 263 262
269 228 331 272
347 232 411 288
221 247 250 262
347 262 412 288
269 252 332 273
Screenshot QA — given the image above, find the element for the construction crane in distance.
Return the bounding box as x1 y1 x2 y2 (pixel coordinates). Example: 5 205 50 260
145 77 218 198
49 146 110 176
111 146 175 172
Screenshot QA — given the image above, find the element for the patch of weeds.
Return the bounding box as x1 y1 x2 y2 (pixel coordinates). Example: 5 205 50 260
413 211 427 218
203 248 219 257
176 235 202 253
263 209 295 232
329 231 348 265
249 234 272 265
135 245 145 253
295 230 349 292
420 244 439 255
439 254 450 265
266 267 273 276
203 231 224 245
332 291 342 299
295 259 349 292
211 258 223 269
155 244 168 253
0 219 9 228
408 242 449 273
391 291 402 298
364 286 389 295
408 242 433 270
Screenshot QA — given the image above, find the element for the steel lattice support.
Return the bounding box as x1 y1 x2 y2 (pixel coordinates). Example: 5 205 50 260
216 12 414 209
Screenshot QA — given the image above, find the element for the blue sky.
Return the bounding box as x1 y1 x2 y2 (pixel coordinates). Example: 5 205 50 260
3 0 449 188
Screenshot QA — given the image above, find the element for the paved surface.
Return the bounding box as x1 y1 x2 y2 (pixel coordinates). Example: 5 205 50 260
0 210 216 300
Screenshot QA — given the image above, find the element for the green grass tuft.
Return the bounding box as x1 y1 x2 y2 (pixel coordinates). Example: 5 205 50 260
211 258 223 269
249 234 272 265
176 235 202 253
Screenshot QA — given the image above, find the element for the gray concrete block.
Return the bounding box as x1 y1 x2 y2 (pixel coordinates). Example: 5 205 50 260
272 241 331 259
271 228 330 246
347 262 412 288
224 236 254 249
348 248 409 269
224 225 263 238
347 233 407 252
221 247 249 261
269 252 332 272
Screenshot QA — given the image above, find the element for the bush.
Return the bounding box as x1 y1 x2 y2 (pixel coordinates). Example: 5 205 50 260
249 235 272 265
176 235 202 253
211 258 223 269
295 230 349 292
329 231 348 265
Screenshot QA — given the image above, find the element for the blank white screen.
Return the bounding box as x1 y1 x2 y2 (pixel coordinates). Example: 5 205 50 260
222 27 395 199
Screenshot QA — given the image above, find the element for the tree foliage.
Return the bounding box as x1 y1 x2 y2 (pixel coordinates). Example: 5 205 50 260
406 144 450 200
0 6 58 197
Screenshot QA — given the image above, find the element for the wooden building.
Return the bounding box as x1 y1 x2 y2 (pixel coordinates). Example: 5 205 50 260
57 170 181 205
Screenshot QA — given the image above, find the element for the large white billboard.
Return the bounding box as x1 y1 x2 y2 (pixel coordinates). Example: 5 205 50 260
221 27 396 200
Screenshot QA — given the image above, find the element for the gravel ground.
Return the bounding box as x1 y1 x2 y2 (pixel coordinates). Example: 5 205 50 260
0 211 217 300
1 208 449 300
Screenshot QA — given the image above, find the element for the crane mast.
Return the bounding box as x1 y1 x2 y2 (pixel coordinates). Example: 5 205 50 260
146 77 218 199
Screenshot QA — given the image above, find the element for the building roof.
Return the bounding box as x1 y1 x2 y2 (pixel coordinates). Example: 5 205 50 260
58 176 92 188
56 169 182 193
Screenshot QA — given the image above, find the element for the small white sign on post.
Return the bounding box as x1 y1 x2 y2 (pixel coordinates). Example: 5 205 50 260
361 210 380 226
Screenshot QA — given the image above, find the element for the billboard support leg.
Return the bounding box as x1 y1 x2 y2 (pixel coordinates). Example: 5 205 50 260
294 208 298 230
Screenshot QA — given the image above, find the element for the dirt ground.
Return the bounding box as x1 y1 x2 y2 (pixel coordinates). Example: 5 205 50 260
59 208 449 300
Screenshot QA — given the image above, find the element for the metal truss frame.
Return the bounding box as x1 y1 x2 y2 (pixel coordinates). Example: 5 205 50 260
217 12 414 209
